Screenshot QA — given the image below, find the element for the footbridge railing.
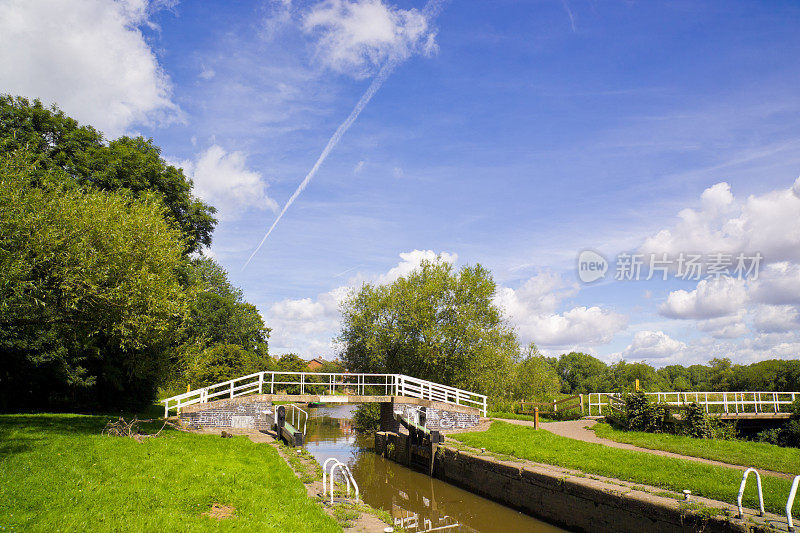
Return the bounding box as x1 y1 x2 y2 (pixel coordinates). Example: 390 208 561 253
162 372 487 417
587 391 799 417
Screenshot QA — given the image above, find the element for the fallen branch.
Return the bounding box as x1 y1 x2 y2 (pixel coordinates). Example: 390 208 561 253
101 417 186 442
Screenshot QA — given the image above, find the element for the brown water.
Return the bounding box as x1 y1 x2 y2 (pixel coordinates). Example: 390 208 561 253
304 404 566 533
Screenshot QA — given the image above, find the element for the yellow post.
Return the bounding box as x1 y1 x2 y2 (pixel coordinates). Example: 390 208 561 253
533 407 539 430
187 383 191 393
635 379 640 392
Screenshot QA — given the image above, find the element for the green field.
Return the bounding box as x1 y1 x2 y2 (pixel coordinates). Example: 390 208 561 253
593 422 800 474
0 413 340 532
452 421 798 516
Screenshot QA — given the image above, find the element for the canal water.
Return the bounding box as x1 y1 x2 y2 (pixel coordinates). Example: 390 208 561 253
304 404 565 533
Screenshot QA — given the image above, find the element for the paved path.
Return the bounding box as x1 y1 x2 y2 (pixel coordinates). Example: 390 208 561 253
492 418 795 480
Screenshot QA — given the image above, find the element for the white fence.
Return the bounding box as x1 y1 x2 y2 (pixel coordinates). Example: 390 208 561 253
587 391 800 417
162 371 488 417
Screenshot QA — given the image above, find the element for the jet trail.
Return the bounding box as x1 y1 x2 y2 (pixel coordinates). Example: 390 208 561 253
243 0 447 270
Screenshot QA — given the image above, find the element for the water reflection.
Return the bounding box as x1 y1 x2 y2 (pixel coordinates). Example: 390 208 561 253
304 405 565 533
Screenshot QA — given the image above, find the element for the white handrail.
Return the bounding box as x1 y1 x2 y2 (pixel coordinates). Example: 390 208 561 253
737 468 765 518
285 404 308 435
787 475 800 532
163 372 488 417
587 391 800 417
323 458 359 504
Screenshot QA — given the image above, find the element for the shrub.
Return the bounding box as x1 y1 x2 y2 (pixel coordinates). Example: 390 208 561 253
352 403 381 432
624 391 668 433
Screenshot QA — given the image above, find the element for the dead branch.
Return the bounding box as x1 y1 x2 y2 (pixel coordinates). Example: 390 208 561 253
101 416 186 442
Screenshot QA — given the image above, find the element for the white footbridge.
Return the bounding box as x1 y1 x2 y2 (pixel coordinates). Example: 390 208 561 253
162 371 488 417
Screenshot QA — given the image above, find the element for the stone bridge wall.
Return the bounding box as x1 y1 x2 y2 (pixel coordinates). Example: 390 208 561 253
380 398 480 432
179 396 273 430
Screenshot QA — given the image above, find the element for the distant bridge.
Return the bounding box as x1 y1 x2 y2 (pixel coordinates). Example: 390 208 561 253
162 371 488 418
587 391 799 419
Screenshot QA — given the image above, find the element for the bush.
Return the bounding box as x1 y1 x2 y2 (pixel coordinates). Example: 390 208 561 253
352 403 381 433
625 392 669 433
757 399 800 447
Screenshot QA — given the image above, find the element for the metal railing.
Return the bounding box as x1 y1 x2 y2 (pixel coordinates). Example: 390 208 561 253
587 391 799 416
162 371 488 417
285 404 308 435
323 458 359 504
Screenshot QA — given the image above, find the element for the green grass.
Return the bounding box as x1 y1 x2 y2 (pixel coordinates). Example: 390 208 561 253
452 421 799 516
0 413 341 532
593 422 800 475
489 411 553 423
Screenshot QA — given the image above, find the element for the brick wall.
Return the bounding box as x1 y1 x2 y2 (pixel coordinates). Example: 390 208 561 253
392 402 480 430
179 398 273 430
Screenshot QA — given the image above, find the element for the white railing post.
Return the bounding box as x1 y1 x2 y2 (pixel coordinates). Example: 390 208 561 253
230 381 234 398
258 373 263 394
270 372 274 394
786 475 799 532
737 468 765 518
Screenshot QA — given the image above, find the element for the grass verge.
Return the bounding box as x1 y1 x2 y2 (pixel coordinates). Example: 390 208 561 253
452 421 798 516
489 411 553 423
0 413 340 532
592 422 800 475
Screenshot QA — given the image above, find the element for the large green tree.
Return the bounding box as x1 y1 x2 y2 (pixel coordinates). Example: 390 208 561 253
0 95 216 253
510 343 561 400
0 151 189 410
338 258 517 397
178 258 272 387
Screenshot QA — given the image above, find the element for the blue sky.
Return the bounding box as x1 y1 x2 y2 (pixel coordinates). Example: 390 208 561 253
3 0 800 364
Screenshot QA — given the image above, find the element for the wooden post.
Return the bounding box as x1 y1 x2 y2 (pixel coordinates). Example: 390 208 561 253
534 408 539 430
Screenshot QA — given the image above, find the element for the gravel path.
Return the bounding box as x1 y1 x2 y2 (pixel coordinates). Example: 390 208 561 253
492 417 795 480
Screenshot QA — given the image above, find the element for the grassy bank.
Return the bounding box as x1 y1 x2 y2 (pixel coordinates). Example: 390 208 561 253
489 412 553 423
452 421 798 516
593 422 800 474
0 413 340 532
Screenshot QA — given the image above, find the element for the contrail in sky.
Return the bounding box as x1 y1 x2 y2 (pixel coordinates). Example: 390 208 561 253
243 0 447 270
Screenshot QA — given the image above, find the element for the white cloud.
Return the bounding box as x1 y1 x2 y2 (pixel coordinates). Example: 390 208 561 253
640 179 800 264
0 0 180 137
620 330 687 360
353 160 366 174
178 145 279 220
697 311 748 339
517 306 628 347
749 262 800 305
659 277 748 320
262 0 294 41
494 272 627 348
376 249 457 284
302 0 435 78
752 305 800 333
199 66 216 80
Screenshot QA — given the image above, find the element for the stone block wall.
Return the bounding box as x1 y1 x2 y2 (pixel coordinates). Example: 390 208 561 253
375 432 764 533
390 402 480 431
179 397 273 430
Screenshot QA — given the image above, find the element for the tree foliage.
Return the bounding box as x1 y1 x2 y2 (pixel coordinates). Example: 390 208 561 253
0 95 216 254
338 258 517 397
0 151 189 410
